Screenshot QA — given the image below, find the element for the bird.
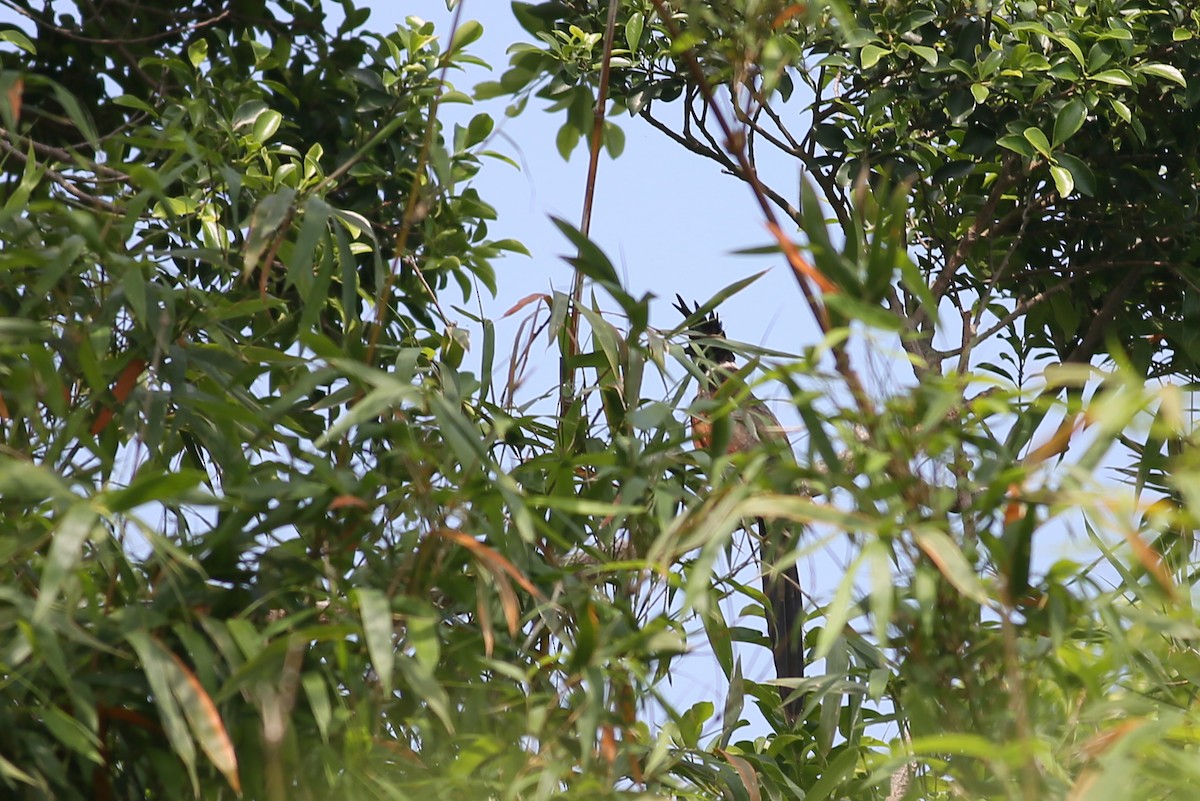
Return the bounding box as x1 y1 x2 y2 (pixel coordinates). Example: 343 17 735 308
674 295 806 725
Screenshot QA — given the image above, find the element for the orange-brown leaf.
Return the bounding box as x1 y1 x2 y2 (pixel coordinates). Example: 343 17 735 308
476 588 495 658
717 748 762 801
167 651 241 795
329 495 369 511
599 724 618 765
1004 483 1026 525
91 358 147 435
5 76 22 125
1078 718 1143 759
1120 528 1177 602
766 220 837 294
503 292 551 318
1024 413 1083 467
772 4 807 27
436 528 546 602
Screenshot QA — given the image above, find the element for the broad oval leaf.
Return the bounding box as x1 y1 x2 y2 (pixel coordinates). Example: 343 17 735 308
1053 97 1086 146
1137 62 1186 87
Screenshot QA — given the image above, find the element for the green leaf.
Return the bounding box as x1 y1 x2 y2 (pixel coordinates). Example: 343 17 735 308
701 599 733 675
550 216 621 288
860 44 890 69
464 112 494 148
406 614 441 672
679 701 714 747
355 588 395 695
1052 97 1086 146
683 270 768 325
33 504 98 624
1052 34 1085 68
1110 97 1132 122
1022 126 1052 159
1049 164 1074 197
102 469 206 513
243 188 296 277
50 81 99 146
0 754 36 786
302 673 332 743
449 19 484 54
251 108 283 144
530 495 644 515
603 120 625 158
1137 62 1186 87
0 29 36 55
125 632 199 794
555 121 580 160
719 658 745 749
43 706 102 765
396 656 455 732
0 459 73 502
1054 152 1096 196
1090 68 1132 86
806 745 860 801
625 12 644 52
490 238 530 256
313 381 417 449
285 196 331 292
909 44 938 66
233 99 269 129
996 134 1034 158
815 549 864 662
824 293 902 331
511 1 556 36
187 39 208 68
913 528 989 605
800 177 859 292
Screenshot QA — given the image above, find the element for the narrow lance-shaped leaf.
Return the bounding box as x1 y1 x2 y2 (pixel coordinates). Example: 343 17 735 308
355 588 395 696
166 651 241 795
125 631 199 795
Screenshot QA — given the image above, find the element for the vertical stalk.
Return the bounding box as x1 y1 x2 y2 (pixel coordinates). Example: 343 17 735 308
558 0 622 422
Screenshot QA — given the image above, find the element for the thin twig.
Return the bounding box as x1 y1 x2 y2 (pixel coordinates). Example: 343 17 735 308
0 0 230 45
0 134 121 212
0 127 127 179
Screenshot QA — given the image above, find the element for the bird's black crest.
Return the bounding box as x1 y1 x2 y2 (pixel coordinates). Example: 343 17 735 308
674 294 735 367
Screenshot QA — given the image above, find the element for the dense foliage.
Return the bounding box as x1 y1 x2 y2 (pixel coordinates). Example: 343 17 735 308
2 1 1200 800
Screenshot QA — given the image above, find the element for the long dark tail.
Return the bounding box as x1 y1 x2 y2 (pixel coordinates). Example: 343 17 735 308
757 516 805 725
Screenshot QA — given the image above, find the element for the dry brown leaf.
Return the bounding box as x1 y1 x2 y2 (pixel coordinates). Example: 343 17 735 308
599 724 618 765
436 528 546 602
91 358 147 434
772 4 808 28
328 495 369 511
503 292 551 318
766 220 837 294
6 76 22 125
167 651 242 795
716 748 761 801
1118 526 1177 601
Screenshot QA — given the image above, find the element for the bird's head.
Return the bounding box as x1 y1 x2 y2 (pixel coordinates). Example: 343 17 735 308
673 295 737 381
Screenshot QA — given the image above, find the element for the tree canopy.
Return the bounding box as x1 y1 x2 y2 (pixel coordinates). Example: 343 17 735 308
2 1 1200 800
